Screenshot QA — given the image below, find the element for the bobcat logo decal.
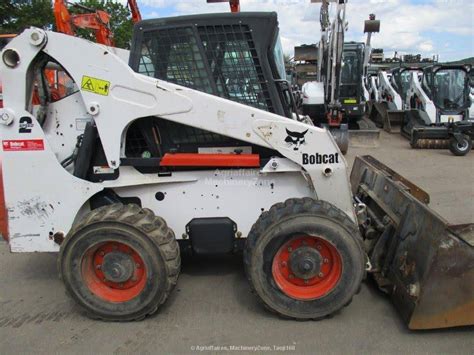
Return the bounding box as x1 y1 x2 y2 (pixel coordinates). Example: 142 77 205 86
285 128 308 151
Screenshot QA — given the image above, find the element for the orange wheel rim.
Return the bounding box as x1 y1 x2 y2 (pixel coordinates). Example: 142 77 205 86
81 241 147 303
272 235 342 300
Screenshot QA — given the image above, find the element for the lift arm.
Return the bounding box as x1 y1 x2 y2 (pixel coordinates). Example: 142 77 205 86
377 71 402 109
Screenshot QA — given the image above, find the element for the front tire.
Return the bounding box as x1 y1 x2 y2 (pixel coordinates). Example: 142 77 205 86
58 204 180 321
448 134 471 156
244 198 364 320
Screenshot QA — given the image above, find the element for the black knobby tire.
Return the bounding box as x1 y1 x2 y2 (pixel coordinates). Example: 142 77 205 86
244 198 364 320
58 203 180 321
448 134 472 156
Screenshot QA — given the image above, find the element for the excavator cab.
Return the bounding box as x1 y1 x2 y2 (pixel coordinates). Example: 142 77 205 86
340 42 366 122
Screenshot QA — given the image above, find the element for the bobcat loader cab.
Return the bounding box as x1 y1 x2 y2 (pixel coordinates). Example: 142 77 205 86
390 67 423 109
415 65 470 122
129 12 299 124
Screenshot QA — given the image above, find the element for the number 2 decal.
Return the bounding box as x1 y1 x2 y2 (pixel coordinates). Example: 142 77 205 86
19 116 33 133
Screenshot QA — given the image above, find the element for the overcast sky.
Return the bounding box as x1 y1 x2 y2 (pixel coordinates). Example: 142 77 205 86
125 0 473 61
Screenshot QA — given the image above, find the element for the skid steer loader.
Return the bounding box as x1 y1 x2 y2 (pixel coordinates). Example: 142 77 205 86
0 28 473 329
369 67 423 133
402 64 473 155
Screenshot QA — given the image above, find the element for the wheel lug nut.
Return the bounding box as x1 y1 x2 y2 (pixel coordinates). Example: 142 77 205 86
289 274 294 279
288 247 293 252
96 264 101 270
99 251 105 256
323 258 329 263
136 263 141 268
304 280 309 284
318 272 324 277
281 261 287 267
316 244 322 250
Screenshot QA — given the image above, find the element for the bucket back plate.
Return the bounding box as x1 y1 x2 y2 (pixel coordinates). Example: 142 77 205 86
351 155 474 329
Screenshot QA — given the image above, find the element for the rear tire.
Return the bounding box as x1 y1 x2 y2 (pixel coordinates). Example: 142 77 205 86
244 198 364 320
58 204 180 321
448 134 471 156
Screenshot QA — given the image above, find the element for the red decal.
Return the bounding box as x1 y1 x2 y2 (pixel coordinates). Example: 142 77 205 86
160 153 260 167
2 139 44 151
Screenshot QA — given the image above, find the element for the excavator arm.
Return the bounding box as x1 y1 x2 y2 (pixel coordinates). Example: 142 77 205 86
128 0 142 23
53 0 114 46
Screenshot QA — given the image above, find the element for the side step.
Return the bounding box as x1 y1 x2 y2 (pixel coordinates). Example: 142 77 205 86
351 155 474 329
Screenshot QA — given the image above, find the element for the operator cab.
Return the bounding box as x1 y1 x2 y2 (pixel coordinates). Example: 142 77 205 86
125 12 296 163
421 65 471 116
390 66 423 104
340 42 365 120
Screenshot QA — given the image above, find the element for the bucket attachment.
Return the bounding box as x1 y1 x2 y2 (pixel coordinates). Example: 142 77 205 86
364 13 380 33
351 155 474 329
402 109 449 148
349 116 380 148
369 102 404 133
402 110 473 152
328 123 349 154
364 19 380 33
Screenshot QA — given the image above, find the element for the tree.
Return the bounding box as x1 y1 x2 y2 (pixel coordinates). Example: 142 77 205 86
0 0 133 49
0 0 54 34
70 0 133 49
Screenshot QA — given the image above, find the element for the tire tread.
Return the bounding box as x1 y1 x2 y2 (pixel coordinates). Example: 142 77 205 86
58 203 180 321
244 198 362 320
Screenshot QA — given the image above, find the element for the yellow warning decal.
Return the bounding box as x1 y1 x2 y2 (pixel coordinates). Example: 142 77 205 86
81 76 110 96
343 98 357 104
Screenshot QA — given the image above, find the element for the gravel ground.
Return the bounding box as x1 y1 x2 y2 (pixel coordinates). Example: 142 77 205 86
0 131 473 354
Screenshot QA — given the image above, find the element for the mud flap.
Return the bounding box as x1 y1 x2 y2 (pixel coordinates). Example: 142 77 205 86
350 155 474 329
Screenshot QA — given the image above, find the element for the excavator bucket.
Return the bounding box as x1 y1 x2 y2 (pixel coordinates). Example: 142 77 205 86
363 19 380 33
329 124 349 154
351 155 474 329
